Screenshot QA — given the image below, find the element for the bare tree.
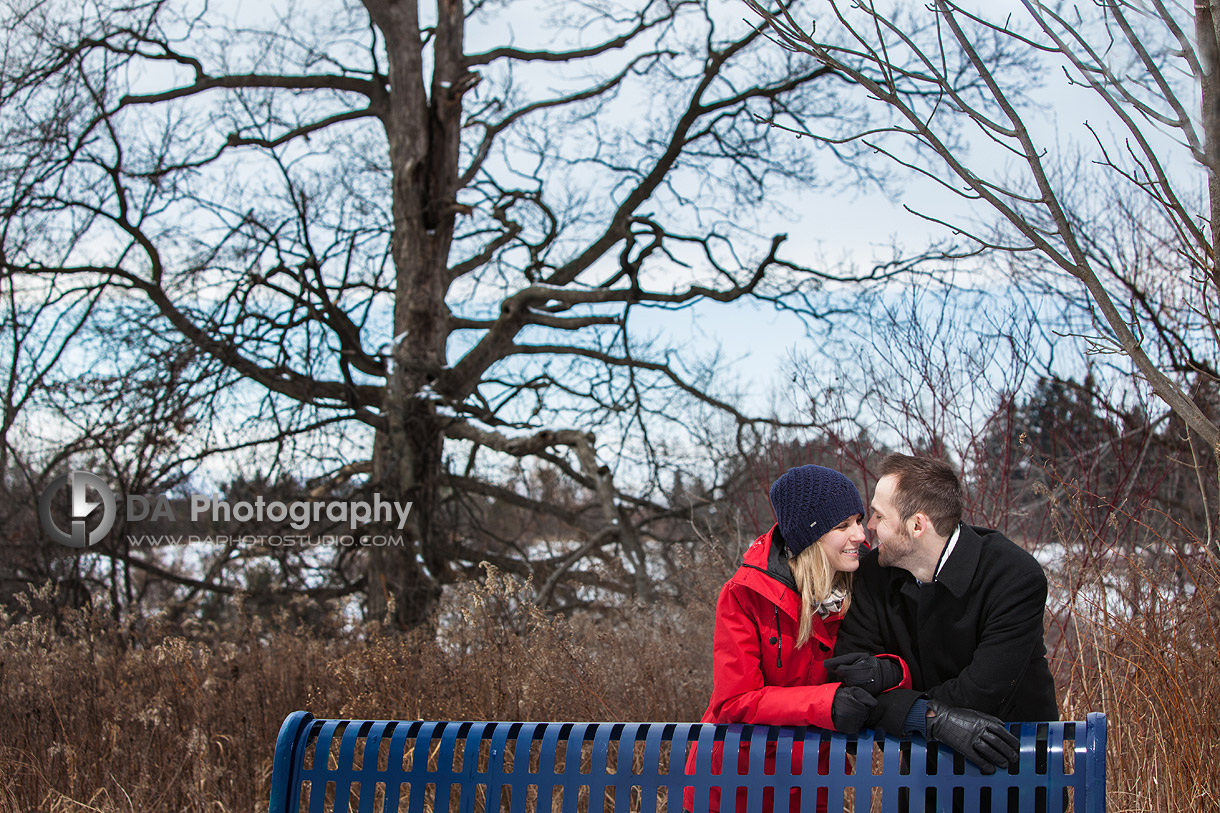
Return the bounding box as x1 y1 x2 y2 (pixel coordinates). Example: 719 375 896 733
746 0 1220 526
0 0 901 626
0 269 106 611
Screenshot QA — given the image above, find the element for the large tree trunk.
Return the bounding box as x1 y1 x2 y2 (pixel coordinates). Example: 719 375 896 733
1196 2 1220 531
1199 1 1220 296
361 0 466 628
368 412 444 628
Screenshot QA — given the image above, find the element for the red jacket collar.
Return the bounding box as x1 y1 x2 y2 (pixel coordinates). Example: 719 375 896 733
730 525 804 623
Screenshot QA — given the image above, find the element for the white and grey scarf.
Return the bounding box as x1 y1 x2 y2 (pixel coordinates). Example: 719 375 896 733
814 585 848 619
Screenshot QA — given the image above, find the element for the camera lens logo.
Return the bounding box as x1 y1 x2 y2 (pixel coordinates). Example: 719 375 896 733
38 471 117 548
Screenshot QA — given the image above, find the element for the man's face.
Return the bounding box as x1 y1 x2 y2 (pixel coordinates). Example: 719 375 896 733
868 474 915 568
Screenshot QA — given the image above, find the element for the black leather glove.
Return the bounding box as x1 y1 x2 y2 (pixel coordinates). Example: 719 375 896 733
824 652 904 696
830 686 877 734
924 700 1020 774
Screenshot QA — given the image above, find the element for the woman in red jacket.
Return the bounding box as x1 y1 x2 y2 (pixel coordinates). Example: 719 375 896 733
684 464 909 813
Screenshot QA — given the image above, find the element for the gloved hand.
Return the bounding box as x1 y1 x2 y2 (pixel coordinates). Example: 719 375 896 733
924 700 1020 774
830 686 877 734
824 652 903 695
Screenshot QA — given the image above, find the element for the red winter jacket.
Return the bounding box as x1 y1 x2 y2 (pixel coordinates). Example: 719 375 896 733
683 526 910 813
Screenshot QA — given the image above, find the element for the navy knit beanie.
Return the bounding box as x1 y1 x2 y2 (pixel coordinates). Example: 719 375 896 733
768 465 865 557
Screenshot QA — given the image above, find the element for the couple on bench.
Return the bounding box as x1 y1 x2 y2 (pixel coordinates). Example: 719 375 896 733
686 453 1058 813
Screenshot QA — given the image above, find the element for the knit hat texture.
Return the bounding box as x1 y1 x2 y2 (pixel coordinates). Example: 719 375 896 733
768 465 865 557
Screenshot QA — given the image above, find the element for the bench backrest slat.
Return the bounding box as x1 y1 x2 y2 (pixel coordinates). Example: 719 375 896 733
268 713 1106 812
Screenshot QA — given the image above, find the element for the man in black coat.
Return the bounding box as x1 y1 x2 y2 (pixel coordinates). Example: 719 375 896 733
828 453 1057 774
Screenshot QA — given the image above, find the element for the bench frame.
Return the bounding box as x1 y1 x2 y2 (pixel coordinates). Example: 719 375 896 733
268 712 1106 812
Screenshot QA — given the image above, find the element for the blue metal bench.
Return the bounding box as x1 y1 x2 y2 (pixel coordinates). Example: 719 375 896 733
268 711 1106 812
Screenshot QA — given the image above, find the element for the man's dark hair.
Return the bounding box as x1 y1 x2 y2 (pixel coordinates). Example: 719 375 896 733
878 453 963 536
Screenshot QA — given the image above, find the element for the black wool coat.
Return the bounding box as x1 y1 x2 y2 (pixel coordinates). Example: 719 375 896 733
834 524 1058 733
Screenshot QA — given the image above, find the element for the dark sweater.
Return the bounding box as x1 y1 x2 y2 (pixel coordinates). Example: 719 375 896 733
835 524 1058 733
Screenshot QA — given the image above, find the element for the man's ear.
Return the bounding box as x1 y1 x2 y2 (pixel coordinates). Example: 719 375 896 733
909 512 930 539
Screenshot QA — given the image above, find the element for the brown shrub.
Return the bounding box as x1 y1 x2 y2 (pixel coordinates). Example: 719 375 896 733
1043 480 1220 813
4 513 1217 812
0 552 723 812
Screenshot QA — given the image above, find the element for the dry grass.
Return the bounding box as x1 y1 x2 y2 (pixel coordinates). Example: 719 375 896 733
2 523 1218 812
1043 482 1220 812
1057 572 1220 812
0 557 721 813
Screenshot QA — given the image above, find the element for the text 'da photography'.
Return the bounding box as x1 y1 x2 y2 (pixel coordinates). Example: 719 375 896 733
36 469 410 550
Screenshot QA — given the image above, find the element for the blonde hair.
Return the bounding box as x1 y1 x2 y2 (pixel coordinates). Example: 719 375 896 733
789 542 853 649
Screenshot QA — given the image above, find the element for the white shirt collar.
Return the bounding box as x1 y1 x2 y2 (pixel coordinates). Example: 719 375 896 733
933 524 962 580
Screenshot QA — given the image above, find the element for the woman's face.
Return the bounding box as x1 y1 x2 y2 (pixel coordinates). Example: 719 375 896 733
817 514 866 573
